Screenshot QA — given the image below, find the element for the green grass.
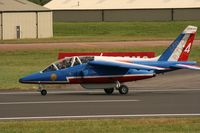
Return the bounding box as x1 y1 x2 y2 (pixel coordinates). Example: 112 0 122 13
53 21 200 37
0 46 200 90
53 21 200 40
0 117 200 133
1 21 200 44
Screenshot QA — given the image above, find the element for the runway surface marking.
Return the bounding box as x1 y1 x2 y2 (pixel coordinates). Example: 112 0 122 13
0 99 140 105
0 88 200 95
1 114 200 120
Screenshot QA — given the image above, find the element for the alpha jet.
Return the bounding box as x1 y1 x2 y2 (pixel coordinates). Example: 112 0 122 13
19 25 200 96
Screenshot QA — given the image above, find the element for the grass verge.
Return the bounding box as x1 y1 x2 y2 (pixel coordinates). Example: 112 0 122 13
0 117 200 133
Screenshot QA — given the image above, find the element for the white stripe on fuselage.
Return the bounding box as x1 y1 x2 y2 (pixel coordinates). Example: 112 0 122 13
93 56 162 70
94 56 157 62
67 73 154 80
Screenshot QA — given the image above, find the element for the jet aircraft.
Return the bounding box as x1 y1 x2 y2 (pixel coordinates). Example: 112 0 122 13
19 25 200 96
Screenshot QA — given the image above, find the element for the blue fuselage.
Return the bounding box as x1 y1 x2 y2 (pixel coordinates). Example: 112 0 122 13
19 61 196 84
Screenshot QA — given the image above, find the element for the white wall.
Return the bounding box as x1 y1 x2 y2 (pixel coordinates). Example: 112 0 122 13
38 12 53 38
45 0 200 10
3 12 37 40
2 11 53 40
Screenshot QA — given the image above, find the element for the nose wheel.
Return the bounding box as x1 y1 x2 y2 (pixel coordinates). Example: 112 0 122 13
38 85 47 96
41 89 47 96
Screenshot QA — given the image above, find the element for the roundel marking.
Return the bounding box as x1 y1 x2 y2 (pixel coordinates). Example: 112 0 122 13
51 73 57 81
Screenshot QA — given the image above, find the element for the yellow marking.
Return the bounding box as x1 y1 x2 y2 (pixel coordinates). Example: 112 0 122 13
51 74 57 81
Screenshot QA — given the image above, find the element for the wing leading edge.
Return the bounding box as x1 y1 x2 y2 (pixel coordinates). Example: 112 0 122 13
88 60 165 70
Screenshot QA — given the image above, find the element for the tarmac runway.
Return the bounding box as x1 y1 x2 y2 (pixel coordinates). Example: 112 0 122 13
0 70 200 120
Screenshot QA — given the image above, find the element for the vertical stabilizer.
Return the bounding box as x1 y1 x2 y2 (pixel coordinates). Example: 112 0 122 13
158 25 197 61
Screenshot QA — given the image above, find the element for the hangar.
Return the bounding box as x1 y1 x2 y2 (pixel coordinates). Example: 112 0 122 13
45 0 200 22
0 0 53 40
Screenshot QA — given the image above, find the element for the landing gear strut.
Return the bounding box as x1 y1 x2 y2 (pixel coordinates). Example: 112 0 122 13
38 85 47 96
115 81 129 95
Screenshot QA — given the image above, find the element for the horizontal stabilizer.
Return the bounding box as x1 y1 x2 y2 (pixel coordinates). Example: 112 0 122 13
89 60 165 70
172 64 200 70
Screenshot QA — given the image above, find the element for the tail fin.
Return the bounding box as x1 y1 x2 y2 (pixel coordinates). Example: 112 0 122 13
158 25 197 61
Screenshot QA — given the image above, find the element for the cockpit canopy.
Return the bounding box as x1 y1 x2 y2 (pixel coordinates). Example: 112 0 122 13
42 56 94 73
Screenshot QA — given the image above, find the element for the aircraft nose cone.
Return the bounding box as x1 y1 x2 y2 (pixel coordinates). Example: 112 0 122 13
19 73 42 84
19 78 23 83
19 76 31 83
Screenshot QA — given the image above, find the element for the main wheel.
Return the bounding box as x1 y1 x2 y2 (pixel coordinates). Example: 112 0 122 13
104 88 114 95
41 89 47 96
119 85 129 95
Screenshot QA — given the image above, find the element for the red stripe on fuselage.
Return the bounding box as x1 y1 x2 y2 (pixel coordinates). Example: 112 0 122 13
68 75 155 84
20 75 155 85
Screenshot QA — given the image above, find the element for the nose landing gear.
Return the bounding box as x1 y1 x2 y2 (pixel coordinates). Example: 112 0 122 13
38 85 47 96
41 89 47 96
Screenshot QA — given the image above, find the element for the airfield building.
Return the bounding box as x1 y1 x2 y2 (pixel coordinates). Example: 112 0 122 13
0 0 53 40
45 0 200 22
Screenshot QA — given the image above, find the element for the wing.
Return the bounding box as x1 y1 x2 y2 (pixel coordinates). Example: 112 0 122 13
172 64 200 70
88 60 165 70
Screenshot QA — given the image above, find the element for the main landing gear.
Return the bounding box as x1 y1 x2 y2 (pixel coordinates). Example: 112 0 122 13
38 85 47 96
104 88 114 95
104 82 129 95
118 85 129 95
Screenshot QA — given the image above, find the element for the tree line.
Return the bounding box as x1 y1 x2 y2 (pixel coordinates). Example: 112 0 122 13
28 0 51 5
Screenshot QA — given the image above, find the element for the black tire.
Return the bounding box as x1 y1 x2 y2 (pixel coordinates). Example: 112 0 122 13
104 88 114 95
119 85 129 95
41 89 47 96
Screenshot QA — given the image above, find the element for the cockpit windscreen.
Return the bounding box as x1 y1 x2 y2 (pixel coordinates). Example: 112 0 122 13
42 56 94 73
